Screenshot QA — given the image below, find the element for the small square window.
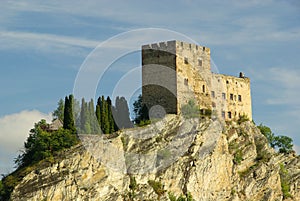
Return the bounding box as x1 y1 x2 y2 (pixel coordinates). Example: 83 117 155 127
222 111 225 118
184 78 188 86
211 91 215 98
184 57 188 64
228 112 232 119
238 95 242 102
198 59 202 66
222 93 226 100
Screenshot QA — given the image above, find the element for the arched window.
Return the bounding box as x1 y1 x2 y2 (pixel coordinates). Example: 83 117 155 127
202 85 205 93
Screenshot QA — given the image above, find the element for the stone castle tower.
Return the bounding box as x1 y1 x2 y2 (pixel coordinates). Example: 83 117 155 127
142 40 252 121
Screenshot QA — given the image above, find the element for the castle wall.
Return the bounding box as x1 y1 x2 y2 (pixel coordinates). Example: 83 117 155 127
142 42 178 114
211 74 252 120
175 41 212 112
142 40 252 121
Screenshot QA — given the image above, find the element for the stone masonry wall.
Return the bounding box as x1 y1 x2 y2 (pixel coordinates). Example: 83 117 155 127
142 40 252 121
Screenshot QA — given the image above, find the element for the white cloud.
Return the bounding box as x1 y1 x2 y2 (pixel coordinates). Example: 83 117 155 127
0 31 100 56
0 0 298 56
0 110 52 175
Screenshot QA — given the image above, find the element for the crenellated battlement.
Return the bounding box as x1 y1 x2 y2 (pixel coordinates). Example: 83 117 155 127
142 40 210 56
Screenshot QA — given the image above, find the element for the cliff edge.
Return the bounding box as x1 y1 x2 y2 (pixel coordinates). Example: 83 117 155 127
11 115 300 200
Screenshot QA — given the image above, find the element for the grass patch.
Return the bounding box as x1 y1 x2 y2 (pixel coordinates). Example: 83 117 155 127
148 180 165 199
279 163 292 199
168 192 195 201
237 114 249 125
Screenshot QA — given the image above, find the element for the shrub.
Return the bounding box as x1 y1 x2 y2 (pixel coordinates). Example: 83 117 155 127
168 192 177 201
168 192 195 201
233 149 243 165
181 100 200 118
148 180 165 199
138 119 151 127
128 175 137 200
237 114 249 124
279 163 292 199
129 176 137 191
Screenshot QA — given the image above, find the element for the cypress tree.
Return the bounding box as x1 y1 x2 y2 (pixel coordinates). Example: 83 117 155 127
96 104 101 126
96 97 102 126
89 99 101 134
103 100 110 134
106 96 115 133
79 98 91 134
100 96 106 133
63 95 76 133
115 96 132 129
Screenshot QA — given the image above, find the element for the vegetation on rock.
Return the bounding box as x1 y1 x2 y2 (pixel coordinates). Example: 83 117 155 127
15 120 79 168
258 124 293 154
168 192 195 201
181 100 200 118
279 163 292 199
148 180 165 199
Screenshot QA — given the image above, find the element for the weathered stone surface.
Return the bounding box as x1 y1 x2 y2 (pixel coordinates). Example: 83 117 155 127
142 40 252 121
11 115 300 201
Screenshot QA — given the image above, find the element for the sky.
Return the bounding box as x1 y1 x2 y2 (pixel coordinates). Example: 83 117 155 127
0 0 300 175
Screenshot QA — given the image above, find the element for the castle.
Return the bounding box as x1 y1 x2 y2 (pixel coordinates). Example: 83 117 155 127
142 40 252 121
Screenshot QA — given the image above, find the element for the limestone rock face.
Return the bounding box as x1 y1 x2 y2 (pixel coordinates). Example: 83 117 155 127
11 115 300 201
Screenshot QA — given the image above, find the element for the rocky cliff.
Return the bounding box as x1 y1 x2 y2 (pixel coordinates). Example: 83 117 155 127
11 115 300 200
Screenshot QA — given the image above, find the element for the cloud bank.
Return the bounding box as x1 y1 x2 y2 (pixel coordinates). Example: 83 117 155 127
0 110 52 175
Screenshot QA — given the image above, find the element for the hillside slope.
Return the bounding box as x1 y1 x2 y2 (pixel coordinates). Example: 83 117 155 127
11 115 300 201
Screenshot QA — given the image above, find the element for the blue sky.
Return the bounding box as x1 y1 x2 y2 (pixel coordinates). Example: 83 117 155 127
0 0 300 175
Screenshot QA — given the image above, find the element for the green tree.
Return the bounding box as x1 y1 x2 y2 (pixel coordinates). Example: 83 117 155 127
79 98 91 134
63 95 76 133
274 135 293 154
133 95 149 124
257 124 276 148
114 96 132 129
95 96 117 134
96 99 101 127
106 97 115 133
88 99 101 134
15 120 78 168
258 124 293 154
53 99 64 121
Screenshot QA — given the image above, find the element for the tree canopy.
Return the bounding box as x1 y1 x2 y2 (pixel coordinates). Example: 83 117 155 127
258 124 293 154
15 120 78 168
133 95 149 125
63 95 76 133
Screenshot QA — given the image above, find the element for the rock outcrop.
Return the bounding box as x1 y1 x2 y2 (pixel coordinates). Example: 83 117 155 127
11 115 300 200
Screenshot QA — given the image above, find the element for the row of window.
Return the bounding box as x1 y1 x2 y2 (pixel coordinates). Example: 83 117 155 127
221 111 241 119
184 57 203 66
184 82 243 103
211 91 242 102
